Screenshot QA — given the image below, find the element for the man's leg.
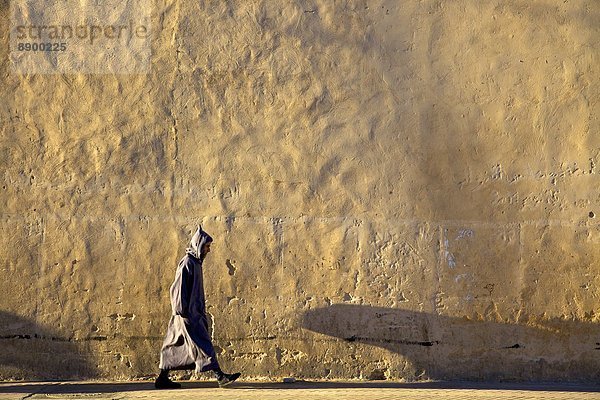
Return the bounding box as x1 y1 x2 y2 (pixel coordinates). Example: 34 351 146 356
213 367 241 388
155 369 182 389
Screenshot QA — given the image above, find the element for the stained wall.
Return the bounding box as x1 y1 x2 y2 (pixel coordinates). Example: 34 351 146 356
0 0 598 381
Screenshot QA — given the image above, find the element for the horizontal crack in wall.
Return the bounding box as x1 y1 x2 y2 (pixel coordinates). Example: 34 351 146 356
344 335 439 346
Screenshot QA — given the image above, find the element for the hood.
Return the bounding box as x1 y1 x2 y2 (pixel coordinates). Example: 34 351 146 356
186 226 213 260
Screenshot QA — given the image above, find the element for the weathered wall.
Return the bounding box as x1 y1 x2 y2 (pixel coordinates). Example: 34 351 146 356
1 0 599 381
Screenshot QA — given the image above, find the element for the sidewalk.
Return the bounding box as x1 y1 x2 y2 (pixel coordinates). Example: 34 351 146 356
1 380 599 400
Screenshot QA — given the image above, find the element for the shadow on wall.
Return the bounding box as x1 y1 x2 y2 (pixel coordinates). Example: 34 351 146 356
0 311 98 380
302 304 600 382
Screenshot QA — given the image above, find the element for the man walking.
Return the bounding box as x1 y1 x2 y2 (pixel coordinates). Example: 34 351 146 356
156 226 241 389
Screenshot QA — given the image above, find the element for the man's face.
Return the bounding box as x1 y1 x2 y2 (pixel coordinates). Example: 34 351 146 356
201 242 211 258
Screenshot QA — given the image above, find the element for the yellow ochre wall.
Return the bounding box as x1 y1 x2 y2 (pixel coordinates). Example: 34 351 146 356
0 0 598 381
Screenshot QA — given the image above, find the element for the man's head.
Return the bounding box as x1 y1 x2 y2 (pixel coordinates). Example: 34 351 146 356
201 242 211 258
188 225 213 260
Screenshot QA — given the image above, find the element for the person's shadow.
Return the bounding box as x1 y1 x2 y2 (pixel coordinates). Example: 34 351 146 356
0 311 98 379
302 304 600 382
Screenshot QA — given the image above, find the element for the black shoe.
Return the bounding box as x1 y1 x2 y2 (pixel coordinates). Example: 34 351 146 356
155 375 182 389
217 372 241 388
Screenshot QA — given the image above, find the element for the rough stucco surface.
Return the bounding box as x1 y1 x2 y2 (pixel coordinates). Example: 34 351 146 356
0 0 599 381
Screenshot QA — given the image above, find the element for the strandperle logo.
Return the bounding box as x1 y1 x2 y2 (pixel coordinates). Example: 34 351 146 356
14 21 149 45
10 0 151 74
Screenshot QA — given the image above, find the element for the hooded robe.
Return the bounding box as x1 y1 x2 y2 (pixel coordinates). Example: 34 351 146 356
159 227 220 373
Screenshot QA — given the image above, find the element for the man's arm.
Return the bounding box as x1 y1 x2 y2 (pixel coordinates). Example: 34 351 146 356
172 261 194 317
